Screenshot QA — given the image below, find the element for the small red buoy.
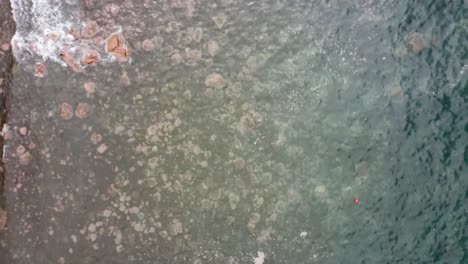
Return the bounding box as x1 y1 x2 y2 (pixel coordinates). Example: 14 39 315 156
353 198 359 204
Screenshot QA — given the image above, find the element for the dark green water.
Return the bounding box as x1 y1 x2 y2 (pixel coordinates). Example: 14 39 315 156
0 0 466 263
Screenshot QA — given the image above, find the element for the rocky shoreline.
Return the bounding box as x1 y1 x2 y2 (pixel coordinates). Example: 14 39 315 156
0 0 15 231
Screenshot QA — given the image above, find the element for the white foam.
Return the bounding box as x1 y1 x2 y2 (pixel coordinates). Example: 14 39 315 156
11 0 98 69
11 0 75 64
11 0 131 71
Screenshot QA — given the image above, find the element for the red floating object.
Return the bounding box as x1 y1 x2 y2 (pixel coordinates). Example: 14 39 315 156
353 198 359 204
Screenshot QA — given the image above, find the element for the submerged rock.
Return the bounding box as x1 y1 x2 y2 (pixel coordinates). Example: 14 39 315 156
97 144 108 154
207 40 220 57
59 50 83 72
192 27 202 43
34 63 46 77
212 13 227 29
19 151 32 165
142 39 155 51
81 49 100 65
75 103 91 119
185 48 202 65
16 144 26 155
81 21 100 38
84 81 95 94
0 208 6 231
205 73 225 89
90 133 102 144
60 103 74 120
408 32 425 53
19 127 27 136
170 53 183 65
239 112 255 132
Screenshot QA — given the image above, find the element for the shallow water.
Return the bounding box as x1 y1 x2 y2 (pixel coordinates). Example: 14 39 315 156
0 0 467 263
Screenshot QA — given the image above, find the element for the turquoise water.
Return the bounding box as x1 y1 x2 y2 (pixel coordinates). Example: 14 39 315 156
0 0 467 263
